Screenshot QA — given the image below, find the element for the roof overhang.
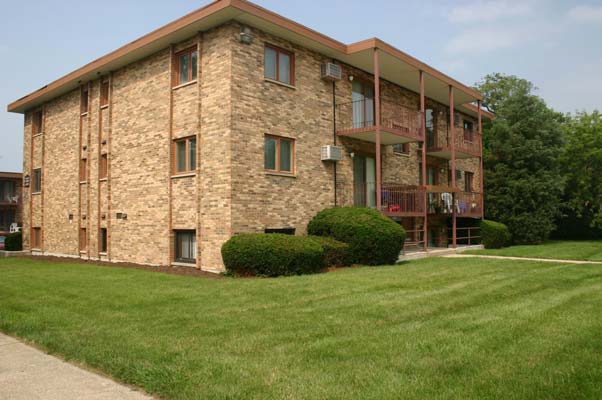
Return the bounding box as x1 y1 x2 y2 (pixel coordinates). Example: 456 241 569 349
8 0 485 115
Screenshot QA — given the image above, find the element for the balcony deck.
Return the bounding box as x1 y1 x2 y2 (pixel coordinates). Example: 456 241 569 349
427 127 482 159
336 99 422 145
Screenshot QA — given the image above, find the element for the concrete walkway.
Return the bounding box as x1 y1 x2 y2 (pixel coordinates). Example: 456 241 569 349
0 333 152 400
445 254 602 265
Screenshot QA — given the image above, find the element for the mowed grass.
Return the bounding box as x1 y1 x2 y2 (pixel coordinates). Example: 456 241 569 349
0 257 601 400
466 240 602 261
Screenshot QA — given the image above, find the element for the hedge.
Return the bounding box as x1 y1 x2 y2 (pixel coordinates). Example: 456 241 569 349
480 220 512 249
307 207 406 266
221 233 324 277
308 236 351 267
5 232 22 252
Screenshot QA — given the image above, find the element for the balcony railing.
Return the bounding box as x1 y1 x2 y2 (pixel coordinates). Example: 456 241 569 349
0 195 19 206
427 128 482 159
336 99 423 143
456 191 483 218
354 183 425 216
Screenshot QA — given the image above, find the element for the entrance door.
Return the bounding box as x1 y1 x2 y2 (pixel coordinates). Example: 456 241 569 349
353 155 376 208
352 81 375 129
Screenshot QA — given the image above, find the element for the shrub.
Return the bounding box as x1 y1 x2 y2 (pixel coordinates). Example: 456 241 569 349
221 234 324 277
308 207 406 266
480 220 512 249
5 232 23 251
308 236 351 267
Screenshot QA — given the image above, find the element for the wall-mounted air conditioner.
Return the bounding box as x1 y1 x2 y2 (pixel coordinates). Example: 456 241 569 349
321 63 342 81
321 145 343 162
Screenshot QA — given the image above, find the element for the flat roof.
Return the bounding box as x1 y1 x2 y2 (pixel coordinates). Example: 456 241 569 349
0 172 23 179
8 0 490 118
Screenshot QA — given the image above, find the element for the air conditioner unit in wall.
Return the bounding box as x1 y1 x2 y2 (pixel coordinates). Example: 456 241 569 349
321 63 342 81
321 145 343 162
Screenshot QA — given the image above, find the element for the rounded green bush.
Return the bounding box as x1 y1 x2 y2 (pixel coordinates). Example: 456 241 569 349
480 220 512 249
221 233 325 277
307 207 406 266
308 236 351 267
5 232 22 251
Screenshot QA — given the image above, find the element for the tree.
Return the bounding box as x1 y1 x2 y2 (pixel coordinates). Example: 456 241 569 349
476 74 565 244
558 111 602 235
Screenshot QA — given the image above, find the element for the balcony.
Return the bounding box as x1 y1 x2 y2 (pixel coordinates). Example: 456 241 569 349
456 191 483 218
336 99 423 145
427 127 482 159
426 189 482 219
354 183 426 217
0 195 19 207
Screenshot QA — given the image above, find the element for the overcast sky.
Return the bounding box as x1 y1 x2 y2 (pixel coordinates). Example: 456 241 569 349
1 0 601 172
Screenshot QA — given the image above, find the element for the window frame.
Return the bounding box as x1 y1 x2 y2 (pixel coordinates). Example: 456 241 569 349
99 228 108 254
393 143 410 155
31 227 41 250
99 154 108 180
264 44 295 86
79 227 87 252
32 168 42 194
81 89 89 115
465 171 474 192
173 46 199 87
100 81 110 108
172 136 197 175
32 110 43 135
264 135 295 175
174 230 197 264
80 158 87 183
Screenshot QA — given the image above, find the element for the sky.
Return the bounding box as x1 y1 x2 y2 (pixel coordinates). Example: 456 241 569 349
1 0 601 172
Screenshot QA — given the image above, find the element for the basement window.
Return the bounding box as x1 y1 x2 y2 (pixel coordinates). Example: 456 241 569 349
175 230 197 264
265 228 296 235
100 228 108 254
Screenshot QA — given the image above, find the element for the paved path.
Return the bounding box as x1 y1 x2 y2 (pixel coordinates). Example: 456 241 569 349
446 254 602 265
0 333 152 400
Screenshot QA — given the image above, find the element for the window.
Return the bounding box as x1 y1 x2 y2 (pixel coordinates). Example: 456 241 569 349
81 89 89 114
79 228 87 252
264 45 294 85
32 110 43 135
265 228 296 235
464 121 475 141
465 172 474 192
32 168 42 193
264 135 294 174
175 230 196 264
100 154 108 179
100 81 110 107
174 47 198 86
31 227 41 250
0 209 16 230
393 143 410 155
0 181 16 202
100 228 108 254
80 159 87 182
425 109 435 147
173 136 197 174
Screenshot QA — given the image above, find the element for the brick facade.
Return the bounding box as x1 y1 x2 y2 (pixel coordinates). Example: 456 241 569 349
18 19 483 271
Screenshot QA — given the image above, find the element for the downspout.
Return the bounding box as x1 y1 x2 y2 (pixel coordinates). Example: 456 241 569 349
332 59 337 207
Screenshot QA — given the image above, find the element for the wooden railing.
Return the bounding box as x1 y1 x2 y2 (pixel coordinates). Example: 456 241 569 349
336 99 422 140
453 127 482 156
456 191 483 218
354 183 425 216
450 227 482 246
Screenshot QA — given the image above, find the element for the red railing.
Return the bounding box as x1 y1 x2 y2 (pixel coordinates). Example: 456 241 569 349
404 228 425 248
456 191 483 218
453 127 482 156
450 227 482 246
354 183 425 216
336 99 422 141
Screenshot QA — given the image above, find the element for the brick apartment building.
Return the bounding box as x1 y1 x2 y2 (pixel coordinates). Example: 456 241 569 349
8 0 492 271
0 172 22 236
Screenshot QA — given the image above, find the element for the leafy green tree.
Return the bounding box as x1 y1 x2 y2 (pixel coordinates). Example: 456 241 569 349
476 74 565 244
559 111 602 232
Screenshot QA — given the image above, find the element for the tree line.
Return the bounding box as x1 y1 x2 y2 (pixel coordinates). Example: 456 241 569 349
477 73 602 244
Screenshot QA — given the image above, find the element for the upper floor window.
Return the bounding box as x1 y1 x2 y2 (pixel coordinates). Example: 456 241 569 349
265 135 294 174
173 136 197 174
81 89 89 114
100 81 110 107
0 181 16 202
32 168 42 193
100 154 108 179
393 143 410 155
174 47 198 86
80 158 87 182
465 172 474 192
426 109 435 147
32 110 43 135
264 45 294 86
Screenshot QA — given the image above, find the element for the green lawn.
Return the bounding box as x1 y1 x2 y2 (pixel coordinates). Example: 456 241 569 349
466 240 602 261
0 257 601 400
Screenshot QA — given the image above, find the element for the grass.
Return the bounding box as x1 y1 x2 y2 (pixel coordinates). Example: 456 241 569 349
0 257 601 400
466 240 602 261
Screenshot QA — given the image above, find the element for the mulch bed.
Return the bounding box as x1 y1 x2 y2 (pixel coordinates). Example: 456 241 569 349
20 255 223 279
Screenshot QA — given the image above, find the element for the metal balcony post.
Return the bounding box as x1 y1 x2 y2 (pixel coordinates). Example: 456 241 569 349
420 70 427 251
478 100 484 219
374 48 382 211
449 85 457 248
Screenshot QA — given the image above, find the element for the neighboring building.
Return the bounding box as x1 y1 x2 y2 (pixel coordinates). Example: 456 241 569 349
7 0 493 271
0 172 23 236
